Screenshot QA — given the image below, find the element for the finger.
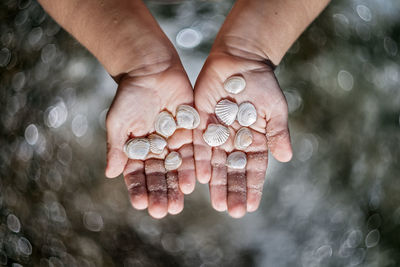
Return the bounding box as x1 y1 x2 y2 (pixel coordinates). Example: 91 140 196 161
193 128 212 184
246 151 267 212
123 160 148 210
227 167 247 218
105 113 128 178
106 145 128 178
266 98 293 162
168 128 192 150
145 159 168 219
166 171 184 215
178 144 196 194
245 130 268 212
210 148 227 212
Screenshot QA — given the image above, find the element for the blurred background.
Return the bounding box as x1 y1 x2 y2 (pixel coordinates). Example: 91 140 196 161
1 0 399 266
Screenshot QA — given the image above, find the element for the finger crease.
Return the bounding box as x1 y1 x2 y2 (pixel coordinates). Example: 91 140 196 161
228 185 246 193
147 185 167 192
127 182 142 190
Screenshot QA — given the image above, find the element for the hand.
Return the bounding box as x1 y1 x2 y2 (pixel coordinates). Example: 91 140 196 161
105 59 195 219
194 52 293 218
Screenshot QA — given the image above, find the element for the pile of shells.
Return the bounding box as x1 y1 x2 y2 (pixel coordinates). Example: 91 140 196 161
202 75 254 169
123 105 200 170
215 99 257 127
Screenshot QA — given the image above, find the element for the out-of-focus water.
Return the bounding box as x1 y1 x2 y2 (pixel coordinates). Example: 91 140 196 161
1 0 400 266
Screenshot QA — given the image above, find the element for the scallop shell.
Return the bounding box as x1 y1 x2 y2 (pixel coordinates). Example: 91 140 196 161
226 151 247 169
203 124 230 147
148 134 167 154
155 111 177 138
176 105 200 129
234 127 253 150
164 151 182 171
224 76 246 94
215 99 238 126
124 138 150 160
237 102 257 126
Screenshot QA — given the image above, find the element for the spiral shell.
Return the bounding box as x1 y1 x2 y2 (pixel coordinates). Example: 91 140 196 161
237 102 257 126
164 151 182 171
224 76 246 94
124 138 150 160
226 151 247 169
215 99 238 126
148 134 167 154
176 105 200 129
203 124 230 147
155 111 177 138
234 127 253 150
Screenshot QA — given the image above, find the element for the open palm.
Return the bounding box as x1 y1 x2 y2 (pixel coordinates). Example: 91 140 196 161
105 63 195 219
194 53 293 218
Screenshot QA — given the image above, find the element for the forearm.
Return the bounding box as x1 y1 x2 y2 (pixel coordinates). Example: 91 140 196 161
38 0 177 77
212 0 331 65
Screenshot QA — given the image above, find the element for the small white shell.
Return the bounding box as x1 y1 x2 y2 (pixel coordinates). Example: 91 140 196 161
203 124 230 147
164 151 182 171
148 134 167 154
237 102 257 126
234 127 253 150
224 76 246 94
176 105 200 129
215 99 238 126
226 151 247 169
124 138 150 160
155 111 177 138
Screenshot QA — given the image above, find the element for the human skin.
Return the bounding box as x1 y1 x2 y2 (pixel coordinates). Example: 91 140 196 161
38 0 196 218
194 0 331 218
38 0 330 219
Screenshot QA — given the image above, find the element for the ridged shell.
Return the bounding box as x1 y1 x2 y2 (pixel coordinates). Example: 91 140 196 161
215 99 238 125
155 111 177 138
224 76 246 94
234 127 253 150
203 124 230 147
226 151 247 169
164 151 182 171
148 134 167 154
176 105 200 129
124 138 150 160
237 102 257 126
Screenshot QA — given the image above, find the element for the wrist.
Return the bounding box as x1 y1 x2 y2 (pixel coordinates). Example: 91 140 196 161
40 0 178 77
212 0 330 65
83 3 177 77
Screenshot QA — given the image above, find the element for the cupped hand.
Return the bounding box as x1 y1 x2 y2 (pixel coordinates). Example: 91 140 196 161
105 60 195 219
194 52 293 218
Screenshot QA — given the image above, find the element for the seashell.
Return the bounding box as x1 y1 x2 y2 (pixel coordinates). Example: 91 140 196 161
226 151 247 169
124 138 150 160
155 111 177 138
237 102 257 126
148 134 167 154
203 124 230 147
164 151 182 171
234 127 253 150
176 105 200 129
224 76 246 94
215 99 238 126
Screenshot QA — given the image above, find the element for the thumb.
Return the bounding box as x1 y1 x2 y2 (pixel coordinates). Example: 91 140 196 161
266 101 293 163
105 125 128 178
